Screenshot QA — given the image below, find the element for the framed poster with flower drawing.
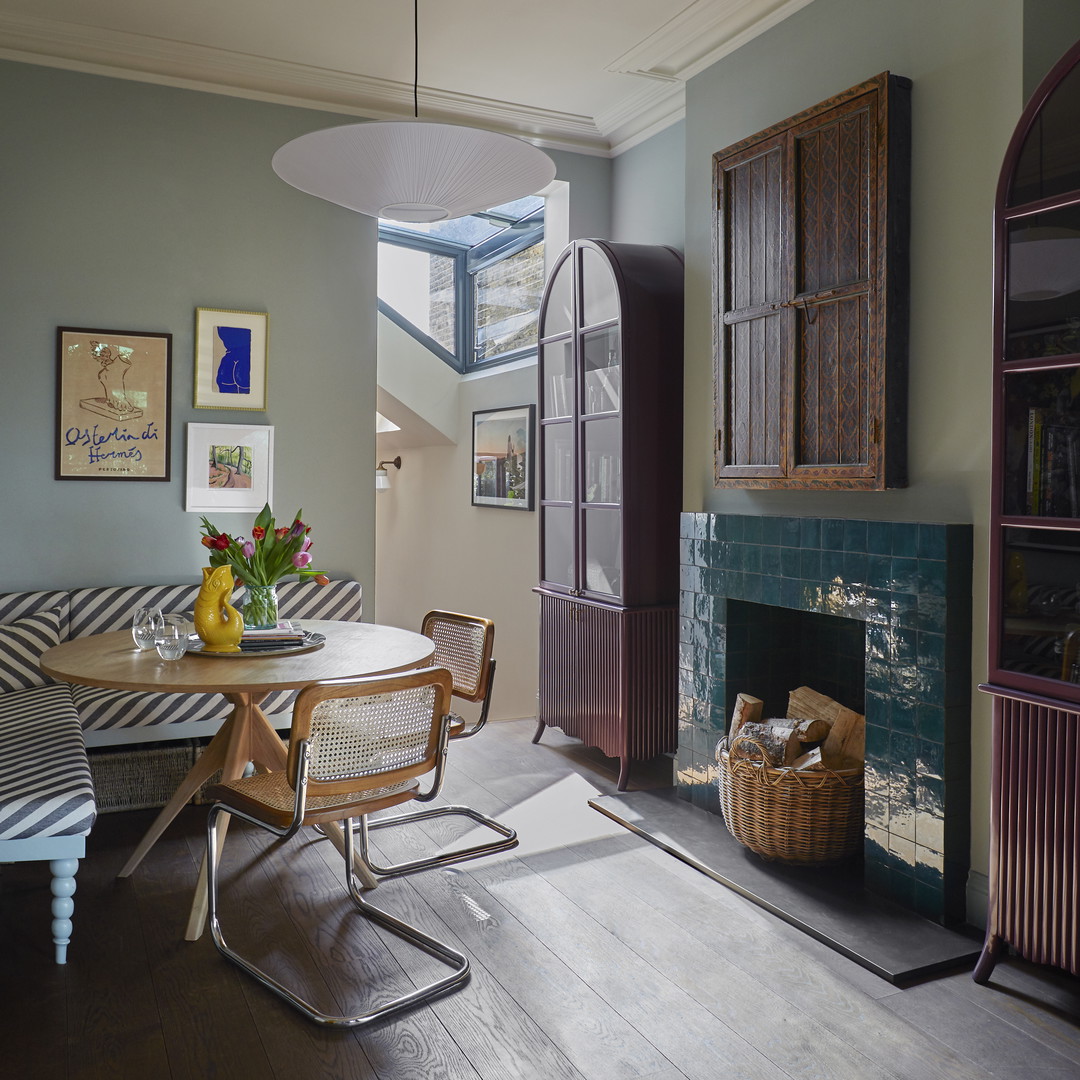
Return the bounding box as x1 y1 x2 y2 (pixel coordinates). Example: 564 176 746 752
185 422 273 514
55 326 172 480
193 308 268 410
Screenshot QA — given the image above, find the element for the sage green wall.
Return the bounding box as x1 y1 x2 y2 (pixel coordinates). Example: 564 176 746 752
0 60 377 593
547 148 613 245
1024 0 1080 97
612 121 686 249
674 0 1028 892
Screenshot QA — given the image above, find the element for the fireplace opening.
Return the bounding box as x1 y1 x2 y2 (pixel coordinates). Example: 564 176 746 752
725 600 866 721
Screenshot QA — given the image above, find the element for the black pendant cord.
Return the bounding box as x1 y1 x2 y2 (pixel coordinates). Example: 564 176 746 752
413 0 419 118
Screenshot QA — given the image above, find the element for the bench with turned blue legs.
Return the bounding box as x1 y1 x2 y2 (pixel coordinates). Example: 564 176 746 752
0 681 96 963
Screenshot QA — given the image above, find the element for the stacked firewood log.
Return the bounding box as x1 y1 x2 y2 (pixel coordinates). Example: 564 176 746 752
728 686 865 771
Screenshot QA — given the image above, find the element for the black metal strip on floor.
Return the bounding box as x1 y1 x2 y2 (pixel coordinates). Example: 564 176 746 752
589 788 982 985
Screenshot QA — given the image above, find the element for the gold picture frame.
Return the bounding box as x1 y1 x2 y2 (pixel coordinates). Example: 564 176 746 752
194 307 268 410
55 326 172 481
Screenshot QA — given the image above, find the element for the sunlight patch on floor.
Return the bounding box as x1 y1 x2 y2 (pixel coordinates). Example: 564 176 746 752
441 772 626 860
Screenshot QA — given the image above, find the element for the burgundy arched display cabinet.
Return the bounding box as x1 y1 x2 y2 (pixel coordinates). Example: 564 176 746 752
978 39 1080 982
532 240 684 790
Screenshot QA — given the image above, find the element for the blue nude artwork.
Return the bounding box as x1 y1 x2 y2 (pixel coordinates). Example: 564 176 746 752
214 325 252 396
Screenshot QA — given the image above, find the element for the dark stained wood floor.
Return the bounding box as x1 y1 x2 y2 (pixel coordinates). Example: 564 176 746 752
2 718 1079 1080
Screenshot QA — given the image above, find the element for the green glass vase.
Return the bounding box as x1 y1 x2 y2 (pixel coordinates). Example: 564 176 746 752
243 584 279 629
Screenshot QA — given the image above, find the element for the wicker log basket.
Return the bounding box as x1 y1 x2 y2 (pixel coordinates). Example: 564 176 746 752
716 732 864 865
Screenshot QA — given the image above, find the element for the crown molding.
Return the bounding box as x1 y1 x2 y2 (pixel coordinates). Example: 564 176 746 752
596 78 688 157
0 2 808 158
607 0 816 83
0 12 610 155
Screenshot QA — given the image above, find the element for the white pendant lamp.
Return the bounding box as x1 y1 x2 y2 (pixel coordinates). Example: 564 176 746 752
272 2 555 223
273 121 555 223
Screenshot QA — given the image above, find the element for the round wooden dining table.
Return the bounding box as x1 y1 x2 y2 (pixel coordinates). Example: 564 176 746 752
41 620 435 939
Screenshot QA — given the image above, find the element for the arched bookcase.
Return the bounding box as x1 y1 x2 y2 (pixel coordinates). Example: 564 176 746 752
978 37 1080 982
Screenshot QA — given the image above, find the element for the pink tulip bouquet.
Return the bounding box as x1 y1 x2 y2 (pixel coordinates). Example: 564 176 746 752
198 503 326 587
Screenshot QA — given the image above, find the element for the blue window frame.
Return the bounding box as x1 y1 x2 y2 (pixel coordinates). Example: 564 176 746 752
378 198 545 372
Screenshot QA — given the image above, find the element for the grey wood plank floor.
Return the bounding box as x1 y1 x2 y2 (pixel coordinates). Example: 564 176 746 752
1 717 1078 1080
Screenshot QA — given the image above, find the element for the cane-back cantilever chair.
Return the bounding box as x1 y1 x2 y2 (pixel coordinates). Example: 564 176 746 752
205 667 471 1028
363 610 518 877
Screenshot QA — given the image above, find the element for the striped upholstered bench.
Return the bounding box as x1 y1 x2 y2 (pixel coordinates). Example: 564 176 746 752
0 578 362 962
0 578 364 748
0 679 96 964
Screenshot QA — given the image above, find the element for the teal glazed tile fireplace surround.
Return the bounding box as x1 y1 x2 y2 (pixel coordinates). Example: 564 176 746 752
677 513 973 923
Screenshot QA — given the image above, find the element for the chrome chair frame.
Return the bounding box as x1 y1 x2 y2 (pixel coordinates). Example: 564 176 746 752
205 668 470 1028
362 610 518 878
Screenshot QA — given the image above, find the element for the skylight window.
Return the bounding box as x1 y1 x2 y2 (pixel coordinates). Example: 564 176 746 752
378 197 545 371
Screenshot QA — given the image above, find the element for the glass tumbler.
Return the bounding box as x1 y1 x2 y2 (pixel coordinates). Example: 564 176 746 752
154 614 190 660
132 607 163 650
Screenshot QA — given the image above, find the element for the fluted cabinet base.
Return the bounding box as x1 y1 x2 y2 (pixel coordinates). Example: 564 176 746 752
975 690 1080 982
535 592 676 790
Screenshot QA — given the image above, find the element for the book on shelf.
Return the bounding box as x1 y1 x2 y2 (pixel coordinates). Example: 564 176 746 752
1027 407 1080 517
1027 407 1049 514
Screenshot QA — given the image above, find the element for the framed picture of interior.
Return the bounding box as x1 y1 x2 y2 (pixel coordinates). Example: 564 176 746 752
185 422 273 514
193 308 268 411
55 326 172 481
471 404 535 510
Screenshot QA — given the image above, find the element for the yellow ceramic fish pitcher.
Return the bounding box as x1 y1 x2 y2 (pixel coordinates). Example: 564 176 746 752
194 565 244 653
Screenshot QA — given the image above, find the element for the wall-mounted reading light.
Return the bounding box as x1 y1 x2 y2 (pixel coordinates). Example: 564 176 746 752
376 456 402 492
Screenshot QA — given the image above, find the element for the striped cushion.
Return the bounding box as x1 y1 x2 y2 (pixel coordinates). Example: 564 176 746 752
0 608 62 693
263 578 364 622
0 683 96 840
0 590 70 640
69 583 203 638
73 684 227 733
68 579 363 638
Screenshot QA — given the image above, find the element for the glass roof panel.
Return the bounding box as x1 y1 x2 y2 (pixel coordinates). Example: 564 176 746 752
380 196 544 247
483 195 544 220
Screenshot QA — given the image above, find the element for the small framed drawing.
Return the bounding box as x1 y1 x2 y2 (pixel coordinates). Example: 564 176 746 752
56 326 172 481
471 404 535 510
185 422 273 514
193 308 268 410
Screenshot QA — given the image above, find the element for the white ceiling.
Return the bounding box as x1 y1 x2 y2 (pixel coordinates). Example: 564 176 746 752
0 0 813 155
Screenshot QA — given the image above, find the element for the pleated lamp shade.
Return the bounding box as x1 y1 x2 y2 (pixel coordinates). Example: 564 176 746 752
272 121 557 223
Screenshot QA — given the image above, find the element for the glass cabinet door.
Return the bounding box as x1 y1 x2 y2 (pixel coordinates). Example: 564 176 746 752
582 327 621 415
542 505 575 589
583 417 622 505
990 39 1080 702
1001 366 1080 519
582 507 622 599
581 414 623 599
541 339 574 420
538 240 636 600
543 422 574 503
540 256 573 338
581 244 619 326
